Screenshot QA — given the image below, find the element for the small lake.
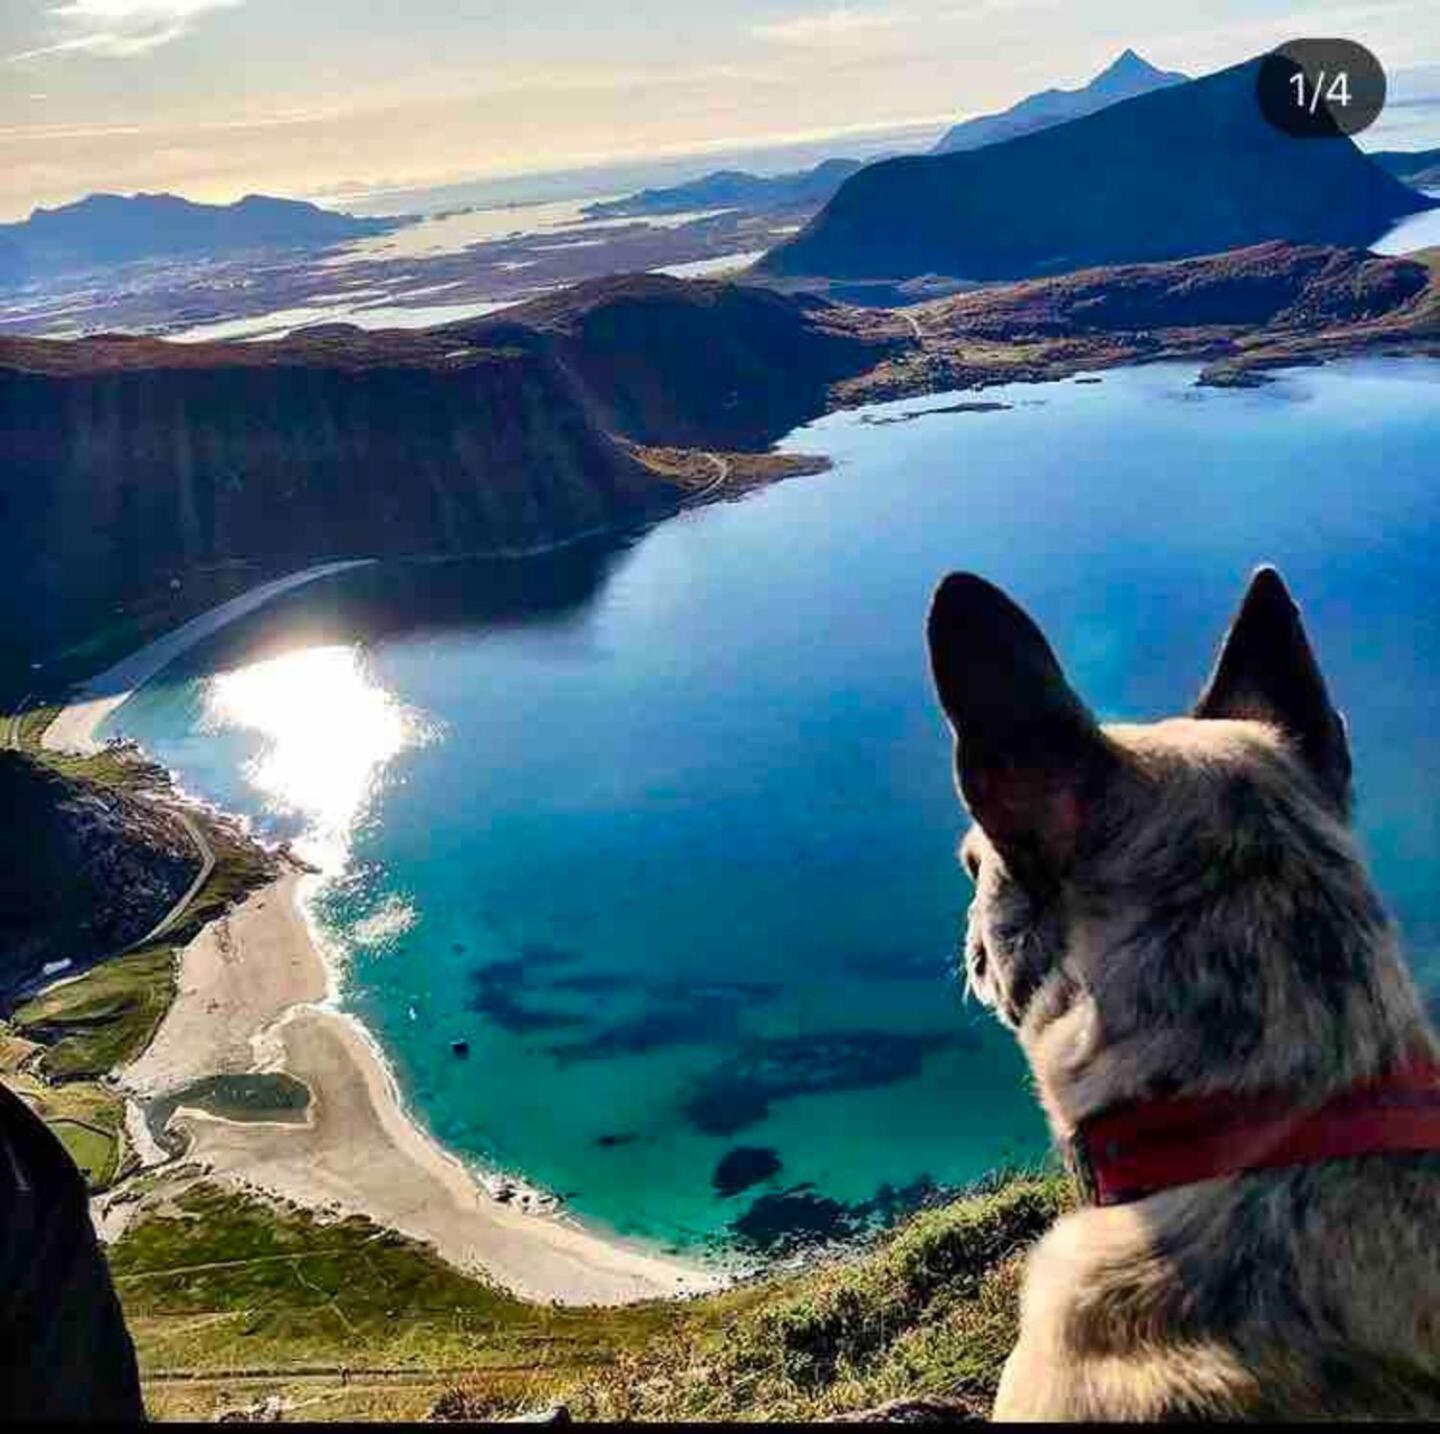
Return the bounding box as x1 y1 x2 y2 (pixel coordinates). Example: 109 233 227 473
102 359 1440 1255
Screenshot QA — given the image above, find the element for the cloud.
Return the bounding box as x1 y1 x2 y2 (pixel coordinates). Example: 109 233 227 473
751 5 913 49
9 0 242 62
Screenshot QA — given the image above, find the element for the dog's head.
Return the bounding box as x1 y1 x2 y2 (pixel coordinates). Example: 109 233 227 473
927 568 1429 1118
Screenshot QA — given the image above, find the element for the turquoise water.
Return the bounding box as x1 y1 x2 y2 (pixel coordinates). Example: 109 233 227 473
102 360 1440 1255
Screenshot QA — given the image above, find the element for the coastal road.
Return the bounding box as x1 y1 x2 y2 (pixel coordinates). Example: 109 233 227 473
691 453 730 502
133 807 216 949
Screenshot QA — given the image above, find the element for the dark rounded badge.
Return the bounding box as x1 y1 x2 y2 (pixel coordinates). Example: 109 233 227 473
1257 38 1386 138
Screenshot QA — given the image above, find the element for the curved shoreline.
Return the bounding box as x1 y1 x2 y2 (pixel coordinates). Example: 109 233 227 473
120 872 722 1304
41 559 376 756
44 563 725 1304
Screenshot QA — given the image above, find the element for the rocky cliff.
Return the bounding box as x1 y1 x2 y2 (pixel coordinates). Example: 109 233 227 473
0 752 198 1002
0 327 667 667
452 273 899 448
2 252 1433 676
0 276 893 670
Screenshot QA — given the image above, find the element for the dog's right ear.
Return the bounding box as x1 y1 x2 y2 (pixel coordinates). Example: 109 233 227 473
927 574 1113 892
1194 566 1352 817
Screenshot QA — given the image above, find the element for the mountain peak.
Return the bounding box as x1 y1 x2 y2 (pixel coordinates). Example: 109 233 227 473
767 54 1432 283
1106 48 1154 75
932 47 1188 154
1088 48 1186 98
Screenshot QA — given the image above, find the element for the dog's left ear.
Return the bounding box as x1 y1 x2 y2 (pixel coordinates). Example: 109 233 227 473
1194 566 1352 817
927 573 1115 892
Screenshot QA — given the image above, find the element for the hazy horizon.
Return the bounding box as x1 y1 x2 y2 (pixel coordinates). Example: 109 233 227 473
2 1 1438 224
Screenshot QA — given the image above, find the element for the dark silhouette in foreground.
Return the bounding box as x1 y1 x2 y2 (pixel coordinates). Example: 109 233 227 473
0 1082 143 1421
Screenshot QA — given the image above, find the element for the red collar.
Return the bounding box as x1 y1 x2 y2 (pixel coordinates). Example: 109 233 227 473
1069 1057 1440 1207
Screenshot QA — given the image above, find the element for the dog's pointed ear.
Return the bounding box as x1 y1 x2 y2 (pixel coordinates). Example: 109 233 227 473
927 573 1113 890
1194 566 1352 817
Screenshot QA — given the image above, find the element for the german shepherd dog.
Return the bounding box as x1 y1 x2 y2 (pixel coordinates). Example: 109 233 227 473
926 567 1440 1420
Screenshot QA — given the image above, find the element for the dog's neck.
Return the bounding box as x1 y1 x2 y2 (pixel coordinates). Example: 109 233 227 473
1017 913 1438 1145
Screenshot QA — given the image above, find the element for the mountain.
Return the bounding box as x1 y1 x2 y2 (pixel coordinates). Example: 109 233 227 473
454 272 897 447
914 241 1431 339
3 245 1433 675
0 328 661 666
933 48 1187 154
0 275 892 668
757 56 1437 284
585 51 1185 224
1371 147 1440 189
583 159 866 219
0 192 405 288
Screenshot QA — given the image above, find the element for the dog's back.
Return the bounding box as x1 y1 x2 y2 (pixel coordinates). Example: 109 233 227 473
1005 1152 1440 1419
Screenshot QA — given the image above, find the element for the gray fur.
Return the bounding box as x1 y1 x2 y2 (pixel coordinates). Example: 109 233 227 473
929 569 1440 1420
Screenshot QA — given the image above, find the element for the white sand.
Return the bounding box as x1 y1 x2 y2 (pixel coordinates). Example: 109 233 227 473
123 875 722 1304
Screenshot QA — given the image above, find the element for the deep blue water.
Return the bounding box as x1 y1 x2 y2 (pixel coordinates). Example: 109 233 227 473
102 359 1440 1254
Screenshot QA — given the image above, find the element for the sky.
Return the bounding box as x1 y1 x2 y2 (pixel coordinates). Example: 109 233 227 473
1 0 1437 221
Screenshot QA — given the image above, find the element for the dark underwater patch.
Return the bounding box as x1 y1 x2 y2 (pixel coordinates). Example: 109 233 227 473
467 946 588 1034
726 1172 950 1256
471 944 579 989
521 941 581 967
712 1145 782 1198
548 1003 738 1063
682 1029 954 1136
548 971 636 994
595 1132 639 1148
853 1174 948 1226
466 985 585 1034
545 979 780 1065
729 1188 856 1253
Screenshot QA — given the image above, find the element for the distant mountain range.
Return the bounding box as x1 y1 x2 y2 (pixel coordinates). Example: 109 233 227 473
0 193 404 289
583 159 866 219
757 56 1436 284
584 51 1186 224
932 48 1187 153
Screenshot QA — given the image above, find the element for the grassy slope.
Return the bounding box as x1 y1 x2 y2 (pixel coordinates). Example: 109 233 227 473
12 810 274 1083
113 1174 1070 1422
561 1172 1070 1422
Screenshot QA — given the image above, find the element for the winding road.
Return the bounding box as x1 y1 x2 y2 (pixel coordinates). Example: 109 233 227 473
130 807 215 951
690 452 730 502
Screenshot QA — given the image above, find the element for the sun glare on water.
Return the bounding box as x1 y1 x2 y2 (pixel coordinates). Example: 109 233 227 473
202 645 426 873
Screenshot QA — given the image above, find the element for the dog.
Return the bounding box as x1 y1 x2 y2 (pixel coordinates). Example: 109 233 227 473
926 566 1440 1420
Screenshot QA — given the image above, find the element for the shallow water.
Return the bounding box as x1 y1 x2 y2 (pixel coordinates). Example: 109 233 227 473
1371 189 1440 255
103 359 1440 1253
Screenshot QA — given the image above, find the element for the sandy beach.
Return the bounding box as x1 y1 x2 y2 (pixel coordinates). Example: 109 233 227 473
42 560 375 756
40 562 723 1305
122 873 722 1304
